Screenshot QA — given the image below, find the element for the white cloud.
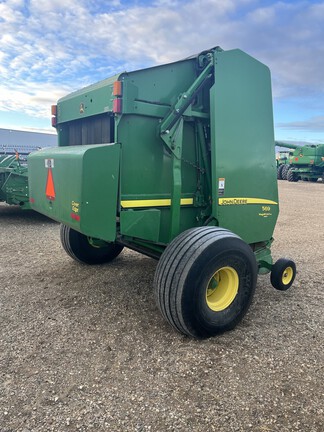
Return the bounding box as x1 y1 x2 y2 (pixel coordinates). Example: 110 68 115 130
278 116 324 132
0 0 323 129
247 6 275 24
0 82 69 118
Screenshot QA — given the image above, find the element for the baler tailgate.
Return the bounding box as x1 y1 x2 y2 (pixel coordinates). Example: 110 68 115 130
28 143 120 241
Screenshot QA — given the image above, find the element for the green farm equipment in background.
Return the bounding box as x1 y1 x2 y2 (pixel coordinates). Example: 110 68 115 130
28 47 296 338
0 153 30 209
276 141 324 182
288 144 324 182
275 142 299 180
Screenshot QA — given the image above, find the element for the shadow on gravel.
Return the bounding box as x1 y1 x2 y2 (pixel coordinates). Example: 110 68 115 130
38 251 159 335
0 204 57 225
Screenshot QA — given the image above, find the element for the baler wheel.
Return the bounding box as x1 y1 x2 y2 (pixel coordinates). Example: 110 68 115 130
60 224 124 265
154 227 257 338
270 258 296 291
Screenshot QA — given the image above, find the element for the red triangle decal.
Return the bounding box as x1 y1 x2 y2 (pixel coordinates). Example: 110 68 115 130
46 168 56 200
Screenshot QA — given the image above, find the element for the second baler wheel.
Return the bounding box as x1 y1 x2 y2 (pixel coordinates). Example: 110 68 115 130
270 258 296 291
60 224 124 265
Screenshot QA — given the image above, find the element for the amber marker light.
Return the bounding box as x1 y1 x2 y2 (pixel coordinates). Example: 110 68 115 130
51 105 57 128
113 81 122 96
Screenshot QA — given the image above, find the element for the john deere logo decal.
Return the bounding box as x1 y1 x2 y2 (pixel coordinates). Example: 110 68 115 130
80 103 85 114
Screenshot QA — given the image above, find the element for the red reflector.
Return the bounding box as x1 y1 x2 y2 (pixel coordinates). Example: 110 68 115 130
30 197 35 204
113 81 122 96
45 168 56 200
70 212 80 221
113 98 122 113
51 116 57 127
295 157 298 161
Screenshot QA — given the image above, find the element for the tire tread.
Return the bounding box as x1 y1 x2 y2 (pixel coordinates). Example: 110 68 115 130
154 227 241 337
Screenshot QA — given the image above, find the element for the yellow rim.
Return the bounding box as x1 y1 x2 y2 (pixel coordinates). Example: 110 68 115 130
206 266 239 312
282 266 294 285
87 237 99 248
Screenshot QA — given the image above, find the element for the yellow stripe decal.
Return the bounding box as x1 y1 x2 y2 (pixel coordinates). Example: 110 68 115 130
121 198 194 208
218 198 278 206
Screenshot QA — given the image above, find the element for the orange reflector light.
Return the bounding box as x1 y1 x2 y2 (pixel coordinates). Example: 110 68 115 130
113 98 122 113
45 168 56 200
51 105 57 128
113 81 122 96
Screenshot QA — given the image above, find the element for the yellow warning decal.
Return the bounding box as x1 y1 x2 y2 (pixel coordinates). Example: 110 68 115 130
71 201 80 213
218 198 278 206
121 198 193 208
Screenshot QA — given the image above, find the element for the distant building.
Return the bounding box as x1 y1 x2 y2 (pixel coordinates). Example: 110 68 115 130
0 128 57 160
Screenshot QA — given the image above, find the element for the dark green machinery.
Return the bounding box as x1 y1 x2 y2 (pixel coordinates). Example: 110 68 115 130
0 153 30 209
286 144 324 182
275 142 299 180
28 47 296 338
276 150 290 168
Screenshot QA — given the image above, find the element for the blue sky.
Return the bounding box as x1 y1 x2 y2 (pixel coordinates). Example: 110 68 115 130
0 0 323 143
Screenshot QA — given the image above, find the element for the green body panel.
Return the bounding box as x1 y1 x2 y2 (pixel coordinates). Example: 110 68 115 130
120 209 161 242
0 154 30 209
120 59 198 117
289 144 324 167
254 240 273 274
28 144 120 241
57 74 120 124
117 114 201 243
28 47 279 267
210 50 278 244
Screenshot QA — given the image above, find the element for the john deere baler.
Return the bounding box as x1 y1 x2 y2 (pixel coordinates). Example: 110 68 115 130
28 47 296 338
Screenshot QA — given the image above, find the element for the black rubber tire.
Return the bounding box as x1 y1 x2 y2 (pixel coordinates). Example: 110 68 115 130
60 224 124 265
270 258 296 291
281 164 290 180
287 169 298 182
154 227 258 339
309 178 318 182
277 164 284 180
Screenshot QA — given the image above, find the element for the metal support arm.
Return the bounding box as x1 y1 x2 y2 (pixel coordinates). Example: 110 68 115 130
159 56 214 158
158 54 214 240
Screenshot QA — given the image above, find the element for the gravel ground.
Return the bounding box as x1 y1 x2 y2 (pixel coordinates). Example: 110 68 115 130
0 181 323 432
